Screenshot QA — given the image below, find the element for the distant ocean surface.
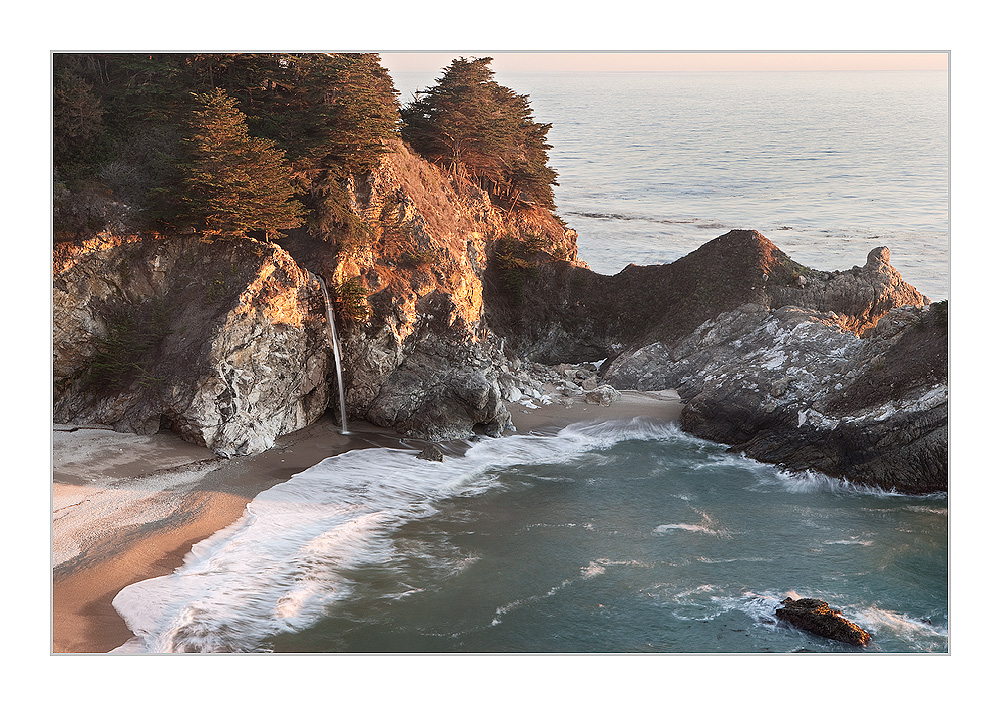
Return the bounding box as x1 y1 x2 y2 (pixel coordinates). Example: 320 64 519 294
109 70 948 654
396 70 950 302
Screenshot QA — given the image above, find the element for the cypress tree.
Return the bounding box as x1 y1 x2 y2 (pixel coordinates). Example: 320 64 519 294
401 57 558 210
180 88 305 239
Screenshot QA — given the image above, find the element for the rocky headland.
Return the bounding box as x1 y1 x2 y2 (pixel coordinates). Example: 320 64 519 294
53 144 947 492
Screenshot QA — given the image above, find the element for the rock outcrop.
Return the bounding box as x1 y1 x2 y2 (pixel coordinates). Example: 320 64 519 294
53 140 581 452
776 597 871 646
52 147 946 493
672 303 947 492
53 234 334 456
489 229 946 493
488 229 930 364
278 140 579 441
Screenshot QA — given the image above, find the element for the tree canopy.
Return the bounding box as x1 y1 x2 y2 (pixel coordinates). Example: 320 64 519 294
181 89 305 239
400 57 558 210
53 52 400 240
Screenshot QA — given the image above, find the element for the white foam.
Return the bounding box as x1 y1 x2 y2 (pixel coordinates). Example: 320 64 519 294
654 523 716 535
852 605 949 646
653 510 730 538
761 467 922 498
53 466 214 570
111 418 685 652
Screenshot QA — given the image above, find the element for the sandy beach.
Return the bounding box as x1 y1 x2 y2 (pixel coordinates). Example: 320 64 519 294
51 390 683 654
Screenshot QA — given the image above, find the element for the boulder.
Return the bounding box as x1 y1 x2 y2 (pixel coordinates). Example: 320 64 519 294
53 235 333 457
416 445 444 462
585 384 622 407
776 597 871 646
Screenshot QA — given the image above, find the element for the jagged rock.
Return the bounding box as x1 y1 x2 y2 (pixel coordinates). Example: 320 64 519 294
489 230 929 364
489 229 945 493
416 445 444 462
276 141 576 442
53 235 333 456
669 303 946 492
776 598 871 646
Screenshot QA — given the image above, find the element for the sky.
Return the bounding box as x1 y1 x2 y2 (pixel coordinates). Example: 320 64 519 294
379 51 948 75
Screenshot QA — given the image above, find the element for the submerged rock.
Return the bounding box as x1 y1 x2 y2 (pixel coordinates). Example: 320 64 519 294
776 597 871 646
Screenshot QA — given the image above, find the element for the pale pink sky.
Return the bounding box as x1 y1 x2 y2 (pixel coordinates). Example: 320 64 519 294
379 52 948 74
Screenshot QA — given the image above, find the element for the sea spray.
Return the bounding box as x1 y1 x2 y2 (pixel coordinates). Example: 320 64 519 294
312 273 349 435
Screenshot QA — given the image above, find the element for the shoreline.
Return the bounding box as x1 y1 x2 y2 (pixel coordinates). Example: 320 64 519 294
51 391 683 654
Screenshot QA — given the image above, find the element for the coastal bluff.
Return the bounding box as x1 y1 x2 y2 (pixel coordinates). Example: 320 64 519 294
53 149 946 492
53 141 579 450
488 230 946 493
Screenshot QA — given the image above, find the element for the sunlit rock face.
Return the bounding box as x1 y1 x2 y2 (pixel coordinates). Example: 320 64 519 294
279 140 579 441
53 235 333 456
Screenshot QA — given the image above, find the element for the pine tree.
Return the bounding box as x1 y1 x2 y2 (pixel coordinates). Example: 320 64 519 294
180 88 305 239
400 57 558 210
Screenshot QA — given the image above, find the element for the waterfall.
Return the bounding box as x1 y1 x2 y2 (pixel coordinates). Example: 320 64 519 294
312 273 349 435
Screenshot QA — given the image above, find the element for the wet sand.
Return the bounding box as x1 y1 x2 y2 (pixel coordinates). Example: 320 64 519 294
51 391 683 654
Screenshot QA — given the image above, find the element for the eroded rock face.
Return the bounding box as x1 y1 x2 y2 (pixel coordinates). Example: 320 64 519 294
53 235 333 456
488 229 930 365
491 230 946 493
279 141 577 441
605 302 947 492
776 598 871 646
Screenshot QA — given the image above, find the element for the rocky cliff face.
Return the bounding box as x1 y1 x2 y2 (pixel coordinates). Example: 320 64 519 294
279 140 579 440
53 140 579 450
636 302 947 492
53 234 333 456
53 154 947 493
487 229 929 364
489 229 946 493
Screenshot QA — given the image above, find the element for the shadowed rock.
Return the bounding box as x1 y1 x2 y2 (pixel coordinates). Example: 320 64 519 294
53 235 334 457
416 445 444 462
488 229 946 493
776 597 871 646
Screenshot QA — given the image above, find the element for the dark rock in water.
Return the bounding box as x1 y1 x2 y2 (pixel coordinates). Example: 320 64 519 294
416 445 444 462
776 597 871 646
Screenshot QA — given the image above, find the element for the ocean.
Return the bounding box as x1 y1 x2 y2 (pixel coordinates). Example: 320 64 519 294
402 69 950 302
110 70 949 653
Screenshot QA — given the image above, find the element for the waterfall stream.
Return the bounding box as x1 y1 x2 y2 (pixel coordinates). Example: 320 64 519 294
313 274 349 435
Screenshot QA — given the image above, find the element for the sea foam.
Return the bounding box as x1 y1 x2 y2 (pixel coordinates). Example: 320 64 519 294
111 418 684 653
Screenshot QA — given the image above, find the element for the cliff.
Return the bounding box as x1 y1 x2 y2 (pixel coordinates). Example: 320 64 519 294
53 234 333 456
53 140 579 447
52 151 946 492
487 229 946 493
279 140 579 440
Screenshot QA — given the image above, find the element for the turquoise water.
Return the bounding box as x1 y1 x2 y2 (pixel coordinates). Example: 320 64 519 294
113 420 947 653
